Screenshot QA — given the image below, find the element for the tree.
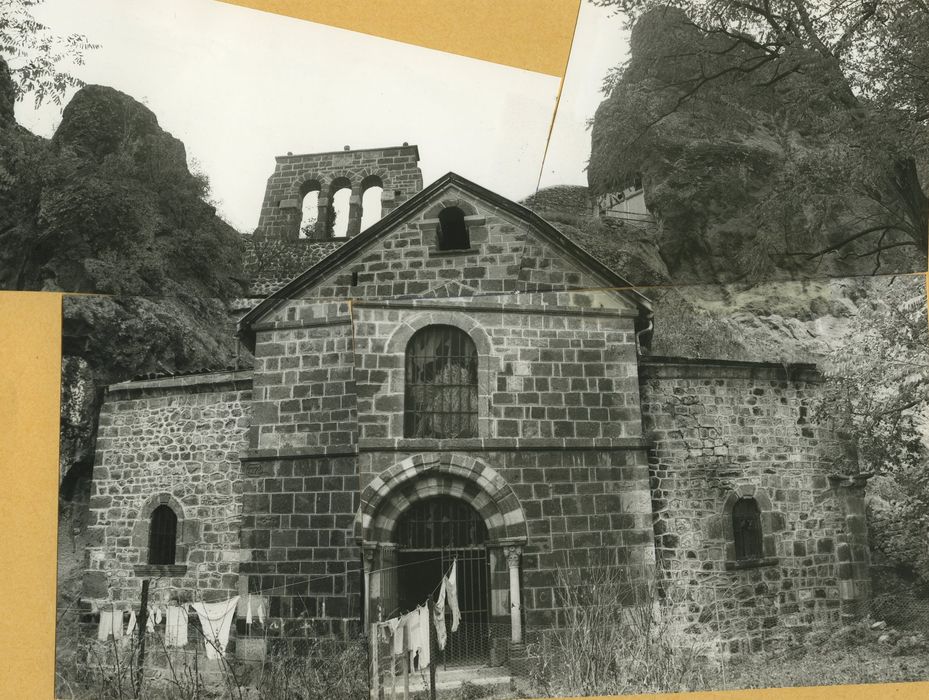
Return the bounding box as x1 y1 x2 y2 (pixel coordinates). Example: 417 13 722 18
814 275 929 577
591 1 928 276
816 275 928 475
0 0 97 107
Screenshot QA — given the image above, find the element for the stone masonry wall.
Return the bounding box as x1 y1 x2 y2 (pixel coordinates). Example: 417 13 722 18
238 453 362 643
255 144 423 241
82 371 251 615
357 446 655 630
640 358 857 654
350 297 642 441
257 184 623 307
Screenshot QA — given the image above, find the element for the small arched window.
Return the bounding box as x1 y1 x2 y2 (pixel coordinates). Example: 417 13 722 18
148 504 178 565
436 207 470 251
732 497 763 561
404 325 478 438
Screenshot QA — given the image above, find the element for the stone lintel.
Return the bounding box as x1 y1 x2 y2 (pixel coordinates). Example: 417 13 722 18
249 315 353 333
351 299 638 319
240 444 358 462
107 370 253 398
641 356 820 383
357 437 648 452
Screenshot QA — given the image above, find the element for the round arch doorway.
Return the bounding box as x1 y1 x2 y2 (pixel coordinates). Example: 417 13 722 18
395 496 490 666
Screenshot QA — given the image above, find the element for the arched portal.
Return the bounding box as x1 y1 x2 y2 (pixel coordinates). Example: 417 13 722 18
395 496 490 665
357 454 528 669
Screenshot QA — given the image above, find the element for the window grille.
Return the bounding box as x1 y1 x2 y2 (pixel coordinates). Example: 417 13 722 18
404 325 478 438
396 496 488 550
732 497 763 560
148 504 178 565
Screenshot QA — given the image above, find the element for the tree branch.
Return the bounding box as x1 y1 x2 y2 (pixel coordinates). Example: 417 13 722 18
833 0 880 58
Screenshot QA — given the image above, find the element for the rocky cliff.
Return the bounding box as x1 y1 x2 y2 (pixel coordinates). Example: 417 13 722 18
0 58 246 495
586 7 927 285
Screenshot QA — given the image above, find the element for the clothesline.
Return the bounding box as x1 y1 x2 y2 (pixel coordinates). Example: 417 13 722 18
373 557 461 676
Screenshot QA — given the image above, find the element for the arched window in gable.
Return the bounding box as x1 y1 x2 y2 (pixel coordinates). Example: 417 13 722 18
732 497 763 561
148 504 178 565
436 207 470 251
404 325 478 439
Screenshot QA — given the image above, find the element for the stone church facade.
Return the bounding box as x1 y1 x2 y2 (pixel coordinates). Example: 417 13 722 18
80 145 871 666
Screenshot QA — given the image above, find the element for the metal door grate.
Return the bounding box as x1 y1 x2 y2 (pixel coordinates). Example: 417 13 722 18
396 497 490 666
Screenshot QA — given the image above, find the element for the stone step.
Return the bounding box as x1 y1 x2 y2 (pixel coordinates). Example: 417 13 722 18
434 664 512 690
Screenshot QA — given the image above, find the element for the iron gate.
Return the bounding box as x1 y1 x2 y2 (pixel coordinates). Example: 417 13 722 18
395 497 490 666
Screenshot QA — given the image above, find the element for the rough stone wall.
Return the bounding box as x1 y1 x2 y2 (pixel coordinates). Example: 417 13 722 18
255 145 423 242
244 294 650 642
639 358 859 654
82 371 251 613
350 295 642 441
259 185 621 309
241 235 344 297
238 453 362 642
357 446 655 630
249 305 356 454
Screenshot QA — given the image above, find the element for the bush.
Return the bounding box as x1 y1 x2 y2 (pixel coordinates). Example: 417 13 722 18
528 563 713 697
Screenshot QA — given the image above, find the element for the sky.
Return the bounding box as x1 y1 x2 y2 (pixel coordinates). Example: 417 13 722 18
15 0 630 233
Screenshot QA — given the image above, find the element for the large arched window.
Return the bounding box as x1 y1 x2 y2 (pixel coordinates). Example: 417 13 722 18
404 325 478 438
732 497 763 561
148 504 178 565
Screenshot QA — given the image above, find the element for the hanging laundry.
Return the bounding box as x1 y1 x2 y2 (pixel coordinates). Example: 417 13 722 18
97 609 123 642
125 609 137 637
190 596 240 659
245 594 265 626
389 615 405 656
165 605 189 647
446 560 461 633
433 578 448 651
406 604 430 671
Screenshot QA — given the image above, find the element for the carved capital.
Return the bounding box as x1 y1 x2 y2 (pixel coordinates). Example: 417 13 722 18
504 545 522 569
361 543 378 571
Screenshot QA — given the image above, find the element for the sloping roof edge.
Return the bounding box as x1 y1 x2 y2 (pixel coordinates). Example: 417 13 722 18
238 172 652 349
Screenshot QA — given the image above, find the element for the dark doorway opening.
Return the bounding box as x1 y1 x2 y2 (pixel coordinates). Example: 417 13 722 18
396 497 490 666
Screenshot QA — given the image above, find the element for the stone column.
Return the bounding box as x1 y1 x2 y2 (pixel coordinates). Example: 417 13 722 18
505 545 522 644
362 544 377 628
314 196 331 240
346 185 363 238
830 473 873 622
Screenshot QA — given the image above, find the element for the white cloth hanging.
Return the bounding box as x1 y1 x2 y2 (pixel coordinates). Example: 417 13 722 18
245 595 265 626
165 605 189 647
406 604 430 671
190 597 240 659
433 579 448 651
389 616 405 656
97 609 123 641
446 561 461 633
124 609 136 637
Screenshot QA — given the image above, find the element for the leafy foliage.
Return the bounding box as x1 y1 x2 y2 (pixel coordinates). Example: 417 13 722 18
815 275 928 476
814 275 929 580
0 0 97 107
590 1 928 281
